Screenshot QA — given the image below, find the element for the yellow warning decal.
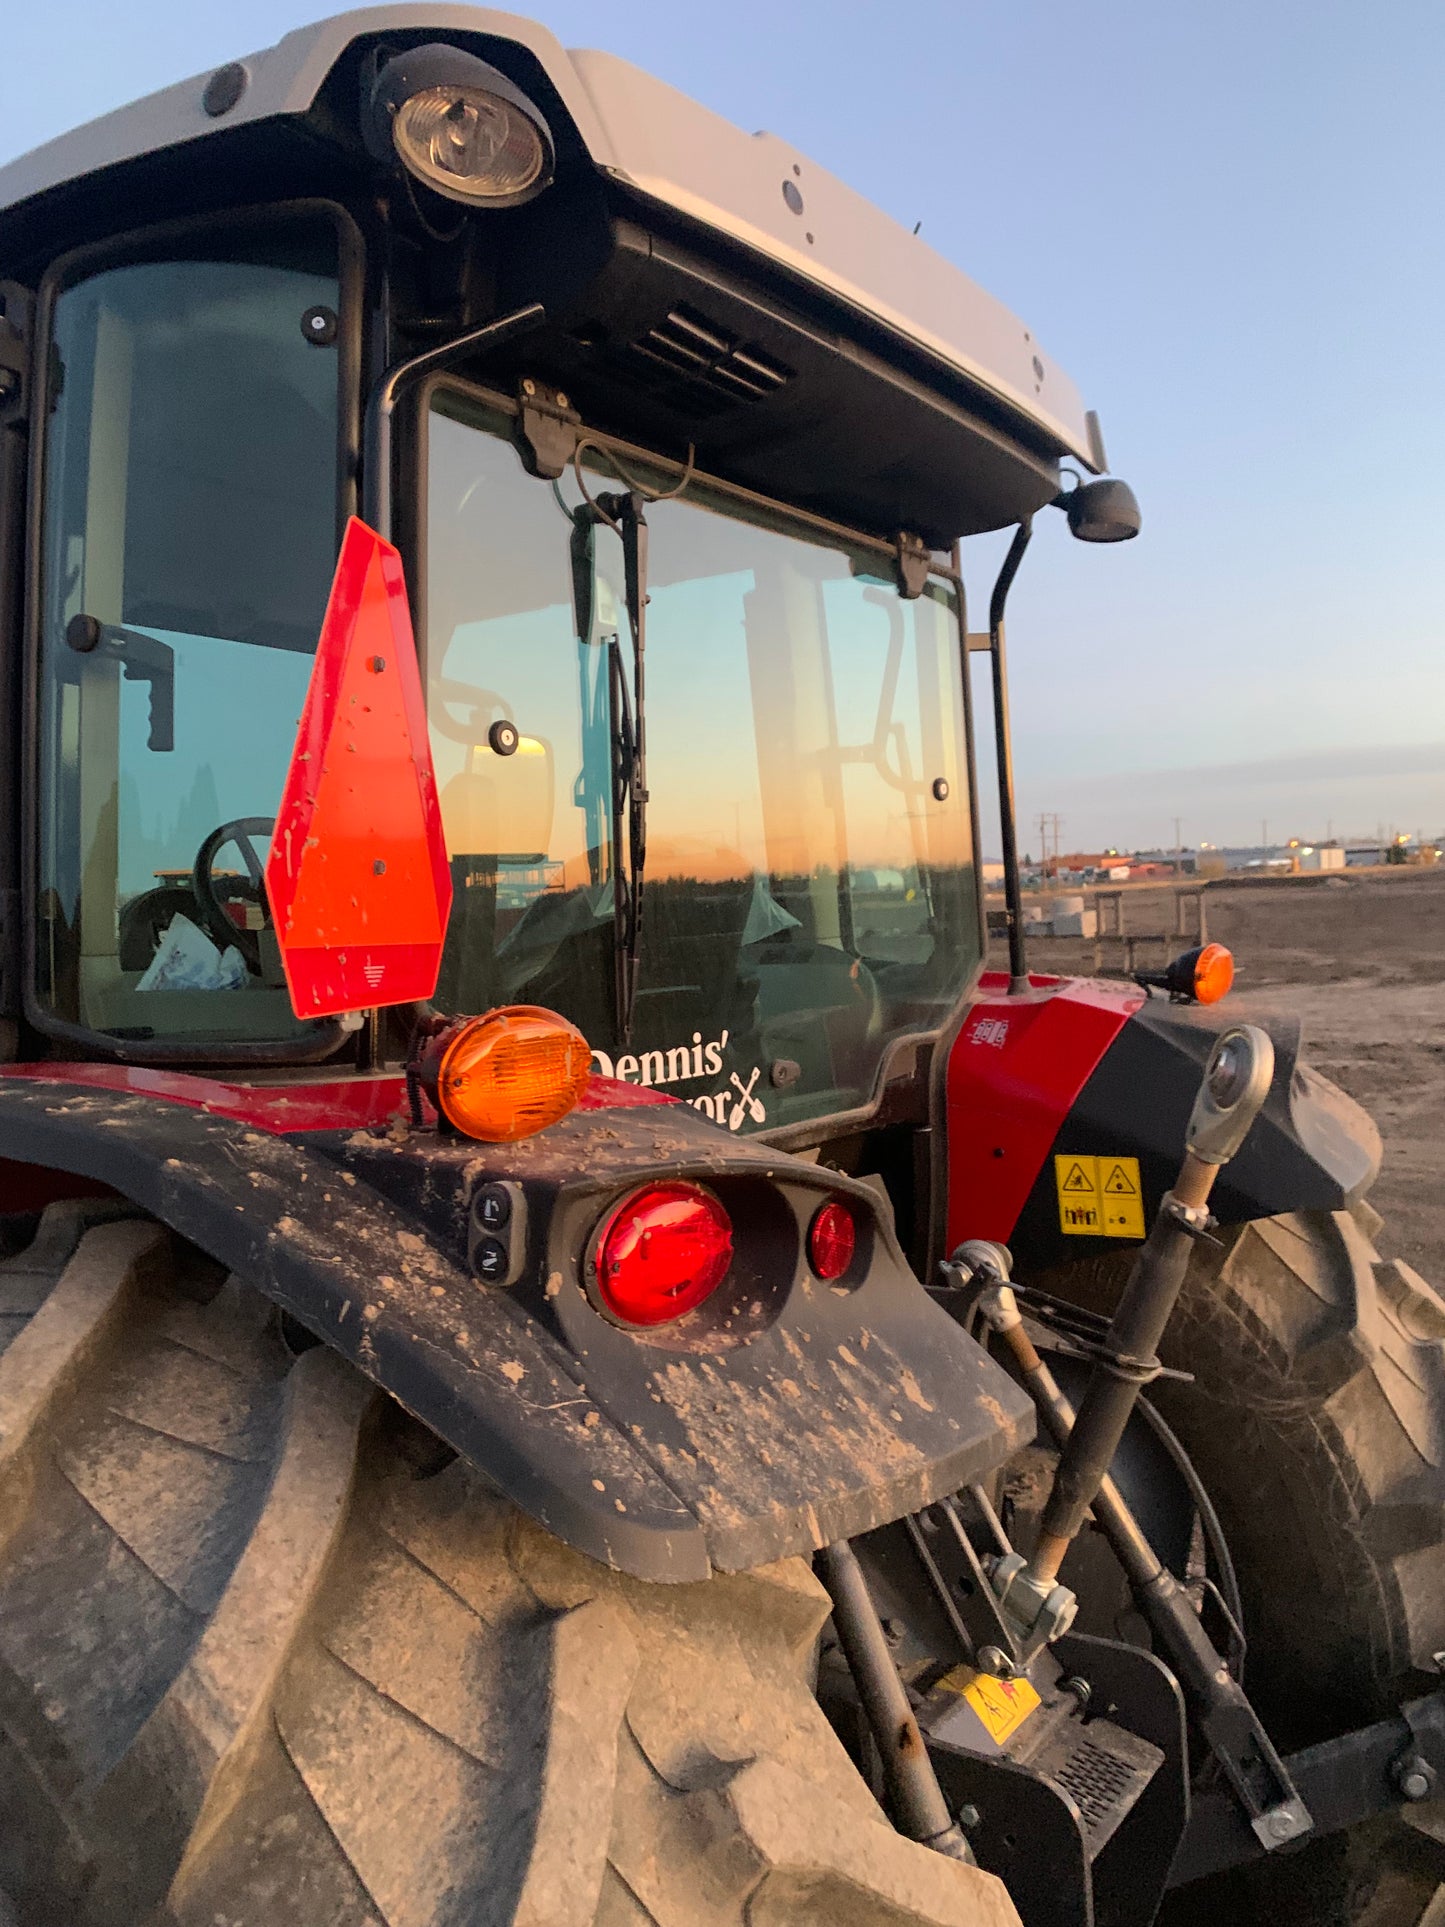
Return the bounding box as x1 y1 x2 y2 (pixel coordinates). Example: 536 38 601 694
1054 1154 1146 1239
936 1665 1042 1744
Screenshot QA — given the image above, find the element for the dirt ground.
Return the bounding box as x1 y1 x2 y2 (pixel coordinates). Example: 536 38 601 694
1020 868 1445 1283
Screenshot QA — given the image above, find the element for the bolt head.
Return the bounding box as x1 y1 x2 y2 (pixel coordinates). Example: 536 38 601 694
957 1804 982 1830
1266 1810 1296 1841
1402 1769 1433 1802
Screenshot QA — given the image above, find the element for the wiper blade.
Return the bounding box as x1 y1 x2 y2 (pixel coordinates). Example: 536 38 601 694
572 491 649 1044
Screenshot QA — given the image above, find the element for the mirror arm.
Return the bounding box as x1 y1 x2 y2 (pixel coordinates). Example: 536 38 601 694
988 519 1033 995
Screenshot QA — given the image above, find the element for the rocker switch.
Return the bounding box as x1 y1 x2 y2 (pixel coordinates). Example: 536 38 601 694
468 1183 525 1285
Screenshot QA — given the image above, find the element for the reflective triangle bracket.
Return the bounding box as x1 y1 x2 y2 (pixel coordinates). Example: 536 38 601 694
266 518 453 1020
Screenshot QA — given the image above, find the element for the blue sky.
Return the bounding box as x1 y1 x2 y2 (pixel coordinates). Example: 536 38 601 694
5 0 1442 852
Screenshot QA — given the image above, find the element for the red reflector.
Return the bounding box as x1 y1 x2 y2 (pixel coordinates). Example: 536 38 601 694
597 1183 733 1327
808 1199 857 1281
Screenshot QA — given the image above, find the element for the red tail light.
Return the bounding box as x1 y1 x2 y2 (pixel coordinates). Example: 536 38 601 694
597 1183 733 1327
808 1199 857 1281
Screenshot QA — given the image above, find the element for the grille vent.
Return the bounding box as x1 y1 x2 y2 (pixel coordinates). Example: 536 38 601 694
628 305 794 414
1053 1739 1140 1838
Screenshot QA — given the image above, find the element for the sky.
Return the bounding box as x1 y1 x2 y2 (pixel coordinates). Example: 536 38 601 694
4 0 1443 855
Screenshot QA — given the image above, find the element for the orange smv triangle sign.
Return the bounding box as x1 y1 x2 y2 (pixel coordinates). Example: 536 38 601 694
266 519 453 1019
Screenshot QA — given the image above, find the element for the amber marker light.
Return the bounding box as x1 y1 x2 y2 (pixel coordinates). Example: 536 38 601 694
422 1005 591 1141
1190 943 1235 1005
1139 942 1235 1006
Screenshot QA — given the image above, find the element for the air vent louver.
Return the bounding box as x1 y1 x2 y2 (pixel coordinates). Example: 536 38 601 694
629 304 794 414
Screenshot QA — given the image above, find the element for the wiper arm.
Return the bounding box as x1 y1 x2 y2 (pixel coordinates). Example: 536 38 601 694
598 491 649 1043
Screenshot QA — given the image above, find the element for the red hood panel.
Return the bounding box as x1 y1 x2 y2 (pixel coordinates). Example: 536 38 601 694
945 973 1145 1251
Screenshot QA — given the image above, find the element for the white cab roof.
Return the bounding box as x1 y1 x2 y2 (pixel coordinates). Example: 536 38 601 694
0 5 1098 466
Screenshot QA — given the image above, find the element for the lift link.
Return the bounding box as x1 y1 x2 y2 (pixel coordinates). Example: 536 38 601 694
1023 1024 1276 1599
976 1279 1311 1851
959 1025 1315 1852
817 1540 976 1864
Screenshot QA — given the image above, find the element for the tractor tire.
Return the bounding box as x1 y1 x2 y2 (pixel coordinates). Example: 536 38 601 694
1033 1206 1445 1927
1034 1205 1445 1745
0 1200 1018 1927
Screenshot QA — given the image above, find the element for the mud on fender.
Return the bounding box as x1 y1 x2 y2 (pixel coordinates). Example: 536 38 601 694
0 1080 1033 1580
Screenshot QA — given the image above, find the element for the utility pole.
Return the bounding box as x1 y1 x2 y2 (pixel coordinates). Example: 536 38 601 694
1172 816 1183 854
1036 813 1054 878
1261 818 1268 856
1035 811 1062 878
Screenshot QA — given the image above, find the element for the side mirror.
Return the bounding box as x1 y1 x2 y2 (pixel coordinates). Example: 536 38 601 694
1059 478 1141 544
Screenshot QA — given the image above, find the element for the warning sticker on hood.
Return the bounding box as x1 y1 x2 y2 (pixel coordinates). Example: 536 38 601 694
1055 1154 1146 1239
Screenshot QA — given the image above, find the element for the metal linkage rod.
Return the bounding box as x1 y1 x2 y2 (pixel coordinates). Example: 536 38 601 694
1026 1028 1275 1592
817 1540 974 1863
977 1281 1311 1850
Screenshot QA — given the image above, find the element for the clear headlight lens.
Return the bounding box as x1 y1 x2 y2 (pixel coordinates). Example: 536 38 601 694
393 84 548 205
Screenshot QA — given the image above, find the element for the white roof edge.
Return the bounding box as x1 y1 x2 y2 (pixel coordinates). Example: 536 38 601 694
0 5 1099 468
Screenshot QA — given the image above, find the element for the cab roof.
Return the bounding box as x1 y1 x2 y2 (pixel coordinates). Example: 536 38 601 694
0 5 1102 475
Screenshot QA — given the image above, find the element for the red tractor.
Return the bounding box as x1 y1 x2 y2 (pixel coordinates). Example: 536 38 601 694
0 13 1440 1925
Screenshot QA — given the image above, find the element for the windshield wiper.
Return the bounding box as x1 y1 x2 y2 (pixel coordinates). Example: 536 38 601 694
570 490 649 1043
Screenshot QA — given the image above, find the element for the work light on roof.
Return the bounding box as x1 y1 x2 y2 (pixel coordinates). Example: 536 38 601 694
367 44 555 208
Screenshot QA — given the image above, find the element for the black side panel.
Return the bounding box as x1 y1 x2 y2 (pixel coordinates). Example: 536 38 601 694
0 1081 1032 1580
1005 998 1381 1275
0 283 29 1039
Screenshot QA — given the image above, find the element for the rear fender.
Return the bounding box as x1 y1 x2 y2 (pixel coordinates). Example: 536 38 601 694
0 1077 1032 1581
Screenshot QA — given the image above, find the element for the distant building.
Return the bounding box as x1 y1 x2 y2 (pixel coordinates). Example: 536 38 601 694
1298 845 1345 871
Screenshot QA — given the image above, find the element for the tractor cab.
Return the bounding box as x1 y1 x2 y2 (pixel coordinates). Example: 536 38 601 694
0 9 1118 1140
2 20 1433 1927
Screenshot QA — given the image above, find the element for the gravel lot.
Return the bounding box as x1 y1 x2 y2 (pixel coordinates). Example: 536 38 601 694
1015 867 1445 1283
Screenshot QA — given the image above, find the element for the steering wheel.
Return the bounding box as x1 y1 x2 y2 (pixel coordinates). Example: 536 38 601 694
191 817 274 974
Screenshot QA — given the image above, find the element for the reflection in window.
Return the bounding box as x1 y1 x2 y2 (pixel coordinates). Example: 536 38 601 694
37 234 343 1041
426 390 979 1133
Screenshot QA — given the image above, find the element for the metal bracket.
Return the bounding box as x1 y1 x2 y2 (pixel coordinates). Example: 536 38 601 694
0 282 32 430
989 1551 1079 1654
515 377 581 480
894 530 932 600
906 1495 1024 1673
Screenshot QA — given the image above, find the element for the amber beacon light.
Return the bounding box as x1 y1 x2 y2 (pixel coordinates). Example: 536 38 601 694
420 1006 591 1141
1137 941 1235 1007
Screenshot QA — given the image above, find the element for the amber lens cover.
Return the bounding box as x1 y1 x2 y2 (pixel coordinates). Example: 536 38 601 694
434 1005 590 1141
1192 943 1235 1005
